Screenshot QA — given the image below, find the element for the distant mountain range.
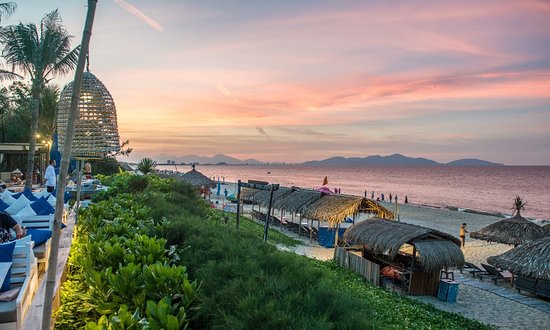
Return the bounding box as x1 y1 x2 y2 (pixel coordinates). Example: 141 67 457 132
155 153 504 166
156 154 263 165
303 154 504 166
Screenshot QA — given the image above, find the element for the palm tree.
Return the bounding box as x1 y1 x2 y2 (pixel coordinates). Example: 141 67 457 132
0 2 16 21
0 9 79 189
0 2 21 81
38 84 60 139
137 157 157 174
512 196 526 217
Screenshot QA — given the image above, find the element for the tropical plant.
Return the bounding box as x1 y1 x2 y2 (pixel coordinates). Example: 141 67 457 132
0 2 20 82
38 84 59 139
512 196 526 217
137 157 157 174
0 9 79 189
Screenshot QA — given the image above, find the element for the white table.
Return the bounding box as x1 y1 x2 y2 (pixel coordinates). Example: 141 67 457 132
0 261 13 286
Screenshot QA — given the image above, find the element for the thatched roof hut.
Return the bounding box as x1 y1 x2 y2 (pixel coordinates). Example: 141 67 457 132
470 215 549 246
487 236 550 280
543 223 550 231
304 195 394 226
343 218 464 272
272 188 322 213
249 187 293 207
239 187 261 202
179 169 215 188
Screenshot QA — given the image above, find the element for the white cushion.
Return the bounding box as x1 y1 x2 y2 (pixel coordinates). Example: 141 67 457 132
47 194 56 207
12 203 37 222
1 189 15 197
1 194 16 206
33 189 50 199
4 195 30 215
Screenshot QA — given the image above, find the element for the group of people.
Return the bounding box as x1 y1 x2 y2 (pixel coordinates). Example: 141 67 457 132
364 190 409 204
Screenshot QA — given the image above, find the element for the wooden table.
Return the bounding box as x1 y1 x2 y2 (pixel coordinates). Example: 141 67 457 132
0 261 12 286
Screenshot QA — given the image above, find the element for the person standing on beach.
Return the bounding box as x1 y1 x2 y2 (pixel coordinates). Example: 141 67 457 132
371 191 374 199
405 196 408 204
395 195 398 203
460 223 468 247
44 159 57 193
389 193 392 202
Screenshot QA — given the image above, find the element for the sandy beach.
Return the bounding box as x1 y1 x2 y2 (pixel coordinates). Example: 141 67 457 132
211 183 550 329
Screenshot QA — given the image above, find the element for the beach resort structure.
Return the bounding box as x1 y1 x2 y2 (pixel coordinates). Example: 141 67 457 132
340 218 465 296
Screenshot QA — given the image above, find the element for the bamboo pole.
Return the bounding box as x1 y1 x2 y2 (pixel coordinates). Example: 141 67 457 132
41 2 98 329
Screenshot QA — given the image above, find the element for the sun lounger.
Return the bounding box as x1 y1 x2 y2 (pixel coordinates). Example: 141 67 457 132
515 275 537 294
478 263 512 284
460 262 488 277
0 240 37 330
534 279 550 298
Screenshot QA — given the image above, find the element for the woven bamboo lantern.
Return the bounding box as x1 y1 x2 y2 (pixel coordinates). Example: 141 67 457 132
57 71 120 159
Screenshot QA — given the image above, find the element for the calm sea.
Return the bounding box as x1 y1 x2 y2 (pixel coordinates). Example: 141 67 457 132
158 165 550 221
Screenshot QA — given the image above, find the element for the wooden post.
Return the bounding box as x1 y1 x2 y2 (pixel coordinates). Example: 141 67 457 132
263 184 275 242
235 180 241 230
74 160 84 224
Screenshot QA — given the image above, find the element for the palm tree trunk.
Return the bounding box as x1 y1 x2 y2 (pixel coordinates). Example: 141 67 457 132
24 83 40 190
41 1 98 328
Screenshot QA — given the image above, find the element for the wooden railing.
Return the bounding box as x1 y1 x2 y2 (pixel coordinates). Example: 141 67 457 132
334 246 379 285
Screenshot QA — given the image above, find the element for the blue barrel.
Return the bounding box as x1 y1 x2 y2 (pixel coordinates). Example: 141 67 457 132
437 279 459 302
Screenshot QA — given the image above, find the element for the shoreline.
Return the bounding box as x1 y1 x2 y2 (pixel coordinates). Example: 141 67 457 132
208 180 548 224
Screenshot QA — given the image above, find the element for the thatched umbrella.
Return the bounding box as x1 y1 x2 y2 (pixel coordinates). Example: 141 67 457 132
179 165 215 188
343 218 464 272
543 223 550 232
487 236 550 280
470 197 548 246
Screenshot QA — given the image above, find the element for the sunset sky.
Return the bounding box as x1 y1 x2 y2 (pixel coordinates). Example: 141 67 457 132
5 0 550 164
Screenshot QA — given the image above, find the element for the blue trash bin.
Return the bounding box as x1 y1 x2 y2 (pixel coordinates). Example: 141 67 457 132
437 279 459 302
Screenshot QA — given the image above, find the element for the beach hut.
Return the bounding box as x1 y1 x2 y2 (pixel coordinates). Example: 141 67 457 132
470 197 548 246
179 165 215 195
543 223 550 232
487 236 550 281
342 218 465 295
487 236 550 298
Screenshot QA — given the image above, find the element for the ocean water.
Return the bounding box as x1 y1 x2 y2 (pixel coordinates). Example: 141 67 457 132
158 165 550 221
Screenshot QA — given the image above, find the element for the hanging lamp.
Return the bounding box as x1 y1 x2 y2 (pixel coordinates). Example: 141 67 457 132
57 70 120 159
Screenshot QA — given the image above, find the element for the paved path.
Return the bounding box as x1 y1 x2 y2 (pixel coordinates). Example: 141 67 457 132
454 272 550 314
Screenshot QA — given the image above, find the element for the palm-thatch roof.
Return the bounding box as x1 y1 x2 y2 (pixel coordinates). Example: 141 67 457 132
303 195 394 226
343 218 464 272
470 214 549 246
179 169 215 188
239 187 261 202
272 188 322 213
487 236 550 280
543 223 550 231
248 187 293 207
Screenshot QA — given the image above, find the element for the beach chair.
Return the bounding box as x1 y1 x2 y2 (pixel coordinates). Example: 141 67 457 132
0 240 38 330
478 263 512 284
515 275 537 294
534 279 550 298
460 262 488 277
16 215 54 272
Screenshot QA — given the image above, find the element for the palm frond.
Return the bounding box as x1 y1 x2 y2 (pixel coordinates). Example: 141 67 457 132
0 68 21 81
0 2 16 23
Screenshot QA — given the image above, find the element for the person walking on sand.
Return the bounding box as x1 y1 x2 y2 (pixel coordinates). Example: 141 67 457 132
389 193 393 202
460 223 468 247
44 159 57 193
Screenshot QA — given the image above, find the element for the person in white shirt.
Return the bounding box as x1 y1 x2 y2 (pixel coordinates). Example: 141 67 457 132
44 159 57 192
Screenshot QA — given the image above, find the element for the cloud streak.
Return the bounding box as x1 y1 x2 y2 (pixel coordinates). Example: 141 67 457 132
113 0 164 32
